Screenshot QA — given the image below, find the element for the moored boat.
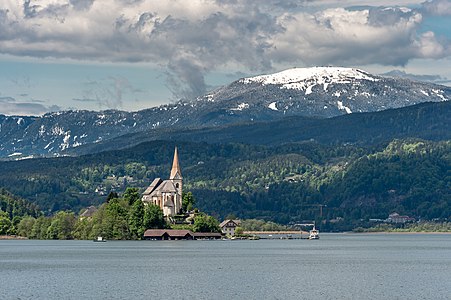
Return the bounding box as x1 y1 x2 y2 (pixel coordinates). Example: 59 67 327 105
94 236 106 242
309 227 320 239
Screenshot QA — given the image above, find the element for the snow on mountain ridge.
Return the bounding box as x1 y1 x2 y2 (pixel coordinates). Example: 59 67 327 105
240 67 379 92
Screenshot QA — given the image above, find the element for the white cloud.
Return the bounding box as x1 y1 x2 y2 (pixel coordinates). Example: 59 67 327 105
421 0 451 16
415 31 447 58
270 7 432 66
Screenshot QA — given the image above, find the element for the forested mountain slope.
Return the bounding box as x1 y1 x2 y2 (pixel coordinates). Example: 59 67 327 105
68 101 450 155
0 139 448 228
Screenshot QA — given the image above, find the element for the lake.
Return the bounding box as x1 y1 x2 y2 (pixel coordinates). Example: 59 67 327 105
1 234 450 299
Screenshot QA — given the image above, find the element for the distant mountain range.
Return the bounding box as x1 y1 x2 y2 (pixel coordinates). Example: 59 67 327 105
68 101 451 156
1 67 450 158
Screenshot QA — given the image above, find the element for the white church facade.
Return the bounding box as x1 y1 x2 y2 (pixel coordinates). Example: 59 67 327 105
141 147 183 217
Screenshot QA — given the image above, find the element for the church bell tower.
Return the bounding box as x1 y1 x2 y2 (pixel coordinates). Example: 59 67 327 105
170 147 182 213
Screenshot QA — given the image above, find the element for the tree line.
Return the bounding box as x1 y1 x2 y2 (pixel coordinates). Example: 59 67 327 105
2 188 220 239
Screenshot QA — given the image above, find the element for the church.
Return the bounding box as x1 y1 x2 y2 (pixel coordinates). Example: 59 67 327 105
141 147 183 217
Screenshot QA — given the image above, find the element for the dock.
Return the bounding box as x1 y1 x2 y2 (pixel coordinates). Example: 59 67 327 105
243 231 309 235
243 230 310 239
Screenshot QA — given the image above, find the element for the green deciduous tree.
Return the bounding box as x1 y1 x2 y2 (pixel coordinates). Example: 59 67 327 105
46 211 76 240
234 227 244 236
182 192 196 212
103 198 130 239
17 216 36 237
106 191 119 203
193 213 220 233
143 204 166 229
72 218 94 240
30 216 51 239
123 187 141 205
0 211 12 235
128 199 145 239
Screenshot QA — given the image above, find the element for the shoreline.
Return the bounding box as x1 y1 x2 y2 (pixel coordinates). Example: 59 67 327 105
348 231 451 234
0 235 28 240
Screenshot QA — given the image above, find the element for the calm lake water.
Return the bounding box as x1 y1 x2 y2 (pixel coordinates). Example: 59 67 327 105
1 234 450 300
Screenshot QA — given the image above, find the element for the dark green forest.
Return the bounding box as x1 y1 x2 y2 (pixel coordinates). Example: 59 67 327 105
0 189 42 235
0 138 449 229
1 189 41 219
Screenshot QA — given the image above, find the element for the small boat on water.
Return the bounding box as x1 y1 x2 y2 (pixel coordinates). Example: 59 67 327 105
94 236 106 242
309 227 320 240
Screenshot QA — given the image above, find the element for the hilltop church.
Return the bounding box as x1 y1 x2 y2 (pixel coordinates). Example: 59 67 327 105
141 147 183 217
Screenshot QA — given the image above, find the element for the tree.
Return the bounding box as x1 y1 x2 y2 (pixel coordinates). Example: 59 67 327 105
225 213 238 220
90 204 109 239
143 204 166 229
72 218 94 240
193 213 220 233
182 192 195 212
0 211 12 235
30 216 51 239
234 227 244 236
123 187 141 205
17 216 36 237
106 191 119 203
46 211 76 240
128 199 145 239
103 198 130 239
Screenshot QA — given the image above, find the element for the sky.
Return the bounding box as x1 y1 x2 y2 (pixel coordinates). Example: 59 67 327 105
0 0 450 116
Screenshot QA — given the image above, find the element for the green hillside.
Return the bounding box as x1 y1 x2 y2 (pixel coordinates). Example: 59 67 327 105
0 139 449 229
0 189 41 219
0 189 42 235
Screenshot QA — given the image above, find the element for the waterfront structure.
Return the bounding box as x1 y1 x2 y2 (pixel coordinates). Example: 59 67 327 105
143 229 222 240
386 212 415 224
220 219 241 236
141 147 183 217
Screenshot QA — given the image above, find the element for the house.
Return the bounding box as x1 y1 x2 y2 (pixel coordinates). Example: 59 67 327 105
220 219 241 236
142 147 183 217
79 206 98 220
386 213 415 224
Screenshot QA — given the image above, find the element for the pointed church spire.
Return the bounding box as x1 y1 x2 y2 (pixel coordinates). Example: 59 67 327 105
170 147 182 179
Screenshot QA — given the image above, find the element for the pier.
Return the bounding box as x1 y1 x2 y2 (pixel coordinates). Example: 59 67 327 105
243 231 309 235
243 230 310 239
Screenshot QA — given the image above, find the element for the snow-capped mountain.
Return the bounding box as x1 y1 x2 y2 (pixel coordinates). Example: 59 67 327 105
196 67 449 117
1 67 449 158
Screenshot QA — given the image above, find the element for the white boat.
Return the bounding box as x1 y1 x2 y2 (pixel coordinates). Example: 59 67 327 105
94 236 106 242
309 227 320 239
